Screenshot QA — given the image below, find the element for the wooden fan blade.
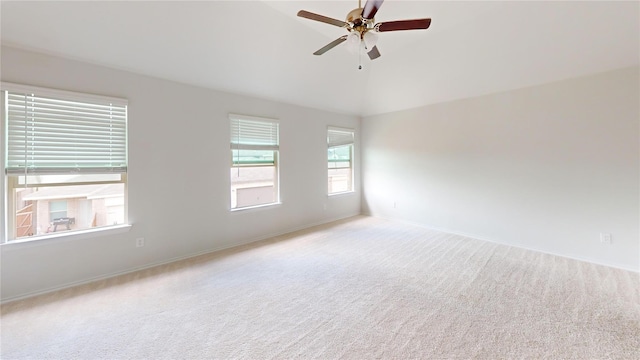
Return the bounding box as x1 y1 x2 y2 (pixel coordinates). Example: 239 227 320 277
313 35 348 55
297 10 348 28
367 46 381 60
376 18 431 32
362 0 384 20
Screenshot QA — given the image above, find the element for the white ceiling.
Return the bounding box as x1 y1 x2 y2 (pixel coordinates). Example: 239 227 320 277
1 1 638 116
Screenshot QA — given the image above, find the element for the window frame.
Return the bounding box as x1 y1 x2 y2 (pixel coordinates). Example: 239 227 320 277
1 83 129 243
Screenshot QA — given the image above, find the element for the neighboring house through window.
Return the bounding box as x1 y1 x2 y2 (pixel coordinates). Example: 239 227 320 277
2 83 128 241
328 127 354 195
229 114 279 210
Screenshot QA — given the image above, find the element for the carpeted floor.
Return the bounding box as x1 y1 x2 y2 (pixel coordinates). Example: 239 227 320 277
1 215 639 359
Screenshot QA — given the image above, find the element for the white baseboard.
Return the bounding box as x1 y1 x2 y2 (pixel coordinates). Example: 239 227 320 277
1 212 361 304
363 212 640 273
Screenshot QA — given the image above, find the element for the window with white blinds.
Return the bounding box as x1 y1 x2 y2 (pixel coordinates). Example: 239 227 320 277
229 114 280 210
4 83 127 175
327 127 354 195
2 83 128 241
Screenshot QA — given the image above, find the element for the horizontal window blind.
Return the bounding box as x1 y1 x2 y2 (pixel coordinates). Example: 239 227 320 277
4 84 128 175
328 127 354 147
230 114 279 151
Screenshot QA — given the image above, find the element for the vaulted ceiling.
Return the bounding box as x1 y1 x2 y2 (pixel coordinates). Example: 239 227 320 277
1 1 638 116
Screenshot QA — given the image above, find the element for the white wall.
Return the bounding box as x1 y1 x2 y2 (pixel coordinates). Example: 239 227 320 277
0 46 361 301
362 67 639 271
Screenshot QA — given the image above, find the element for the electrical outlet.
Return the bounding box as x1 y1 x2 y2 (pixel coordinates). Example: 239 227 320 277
136 237 145 248
600 233 612 245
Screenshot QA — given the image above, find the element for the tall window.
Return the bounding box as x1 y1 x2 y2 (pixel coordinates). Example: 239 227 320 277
328 127 354 194
2 83 128 241
230 114 279 210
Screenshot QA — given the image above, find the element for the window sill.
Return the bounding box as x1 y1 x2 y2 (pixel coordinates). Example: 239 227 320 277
1 224 132 248
230 202 282 213
328 190 355 197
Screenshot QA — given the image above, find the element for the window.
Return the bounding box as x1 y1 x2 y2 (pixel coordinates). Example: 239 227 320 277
49 200 68 221
2 83 128 241
327 127 354 194
230 114 279 210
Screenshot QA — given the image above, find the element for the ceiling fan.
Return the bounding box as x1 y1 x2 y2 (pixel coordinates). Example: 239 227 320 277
297 0 431 66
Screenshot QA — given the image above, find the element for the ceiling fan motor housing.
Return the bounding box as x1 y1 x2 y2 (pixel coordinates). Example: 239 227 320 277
347 7 374 34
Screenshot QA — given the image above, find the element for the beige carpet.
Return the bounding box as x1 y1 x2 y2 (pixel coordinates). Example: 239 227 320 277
1 216 639 359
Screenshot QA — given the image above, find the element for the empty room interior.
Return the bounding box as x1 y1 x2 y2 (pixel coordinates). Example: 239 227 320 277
1 1 638 359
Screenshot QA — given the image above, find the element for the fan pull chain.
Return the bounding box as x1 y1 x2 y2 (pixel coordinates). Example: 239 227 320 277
358 40 363 70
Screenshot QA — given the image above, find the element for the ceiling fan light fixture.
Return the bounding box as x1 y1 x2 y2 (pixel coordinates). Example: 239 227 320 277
346 31 361 53
363 31 378 50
